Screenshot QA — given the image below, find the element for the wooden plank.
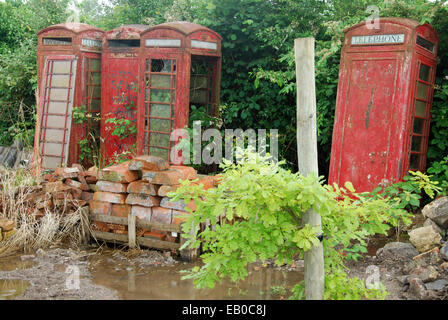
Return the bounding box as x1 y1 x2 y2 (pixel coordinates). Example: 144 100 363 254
128 213 136 248
91 230 127 243
91 230 181 250
294 37 325 300
90 214 127 225
137 220 181 233
89 213 181 232
137 236 180 250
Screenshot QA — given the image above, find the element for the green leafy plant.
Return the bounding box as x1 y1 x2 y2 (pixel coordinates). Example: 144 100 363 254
369 171 441 212
105 116 136 139
427 156 448 194
171 150 411 299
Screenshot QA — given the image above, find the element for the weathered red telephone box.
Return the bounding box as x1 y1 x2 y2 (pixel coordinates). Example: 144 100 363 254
329 18 439 192
100 25 149 165
137 21 222 162
34 23 104 169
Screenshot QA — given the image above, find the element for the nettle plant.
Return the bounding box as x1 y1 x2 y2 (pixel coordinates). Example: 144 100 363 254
170 150 413 300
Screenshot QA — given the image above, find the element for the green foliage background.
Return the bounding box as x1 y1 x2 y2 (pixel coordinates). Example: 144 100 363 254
0 0 447 179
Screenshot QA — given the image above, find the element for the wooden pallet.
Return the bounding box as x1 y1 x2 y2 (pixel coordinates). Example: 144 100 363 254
83 208 199 261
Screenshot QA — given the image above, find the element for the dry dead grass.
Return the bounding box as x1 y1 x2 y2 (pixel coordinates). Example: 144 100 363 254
0 165 90 257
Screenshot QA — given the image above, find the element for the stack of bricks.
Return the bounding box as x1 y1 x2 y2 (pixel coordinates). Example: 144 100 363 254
89 155 220 243
28 164 97 218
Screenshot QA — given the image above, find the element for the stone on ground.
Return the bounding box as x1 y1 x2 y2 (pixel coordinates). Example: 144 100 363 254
422 196 448 229
376 242 419 261
408 226 442 253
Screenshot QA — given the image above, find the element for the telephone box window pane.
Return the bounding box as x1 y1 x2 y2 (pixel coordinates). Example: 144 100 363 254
90 73 101 85
410 154 420 170
151 59 172 73
419 64 431 82
411 136 422 152
151 75 171 88
149 147 168 160
150 104 170 118
413 118 424 134
416 82 429 100
90 99 101 111
150 133 170 148
190 90 208 104
151 89 171 103
416 36 435 53
415 100 426 118
90 59 101 71
150 118 170 133
91 86 101 98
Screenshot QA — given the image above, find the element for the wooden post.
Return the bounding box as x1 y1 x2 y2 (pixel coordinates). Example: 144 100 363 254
128 213 136 249
294 37 325 300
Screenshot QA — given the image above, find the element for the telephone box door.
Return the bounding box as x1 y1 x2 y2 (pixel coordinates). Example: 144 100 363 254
138 53 186 162
336 54 403 192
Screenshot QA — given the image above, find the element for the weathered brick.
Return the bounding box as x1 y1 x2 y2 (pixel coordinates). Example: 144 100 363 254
160 197 196 211
99 161 138 183
89 184 99 192
85 176 98 184
129 155 170 171
142 169 184 185
91 221 110 232
131 205 152 222
71 163 84 172
93 191 127 204
111 204 131 218
96 180 128 193
53 191 73 200
54 167 80 179
158 184 180 197
78 175 91 191
151 207 172 224
170 165 197 180
125 193 161 207
65 179 82 189
172 210 190 225
143 230 166 241
193 175 215 190
213 175 222 186
44 181 71 193
81 191 94 202
89 200 112 215
127 180 158 195
107 223 127 231
70 187 83 200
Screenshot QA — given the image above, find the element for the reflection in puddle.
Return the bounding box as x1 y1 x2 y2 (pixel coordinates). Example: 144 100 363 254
0 255 36 271
90 256 303 300
0 279 29 300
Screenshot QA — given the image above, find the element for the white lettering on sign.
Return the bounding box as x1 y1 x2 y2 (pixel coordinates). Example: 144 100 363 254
351 34 405 45
82 38 102 48
191 40 218 50
145 39 181 47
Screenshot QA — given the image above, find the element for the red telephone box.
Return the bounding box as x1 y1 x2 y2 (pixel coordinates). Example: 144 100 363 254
329 18 439 192
137 21 222 162
100 24 149 165
34 23 104 169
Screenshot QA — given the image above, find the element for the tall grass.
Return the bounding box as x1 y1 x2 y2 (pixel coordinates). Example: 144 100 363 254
0 165 90 257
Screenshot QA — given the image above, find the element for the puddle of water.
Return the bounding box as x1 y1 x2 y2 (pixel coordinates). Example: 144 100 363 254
0 279 29 300
0 255 36 271
90 255 303 300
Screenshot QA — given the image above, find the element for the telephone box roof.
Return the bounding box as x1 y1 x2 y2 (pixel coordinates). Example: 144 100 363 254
143 21 222 39
106 24 150 39
38 22 104 35
344 17 439 40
